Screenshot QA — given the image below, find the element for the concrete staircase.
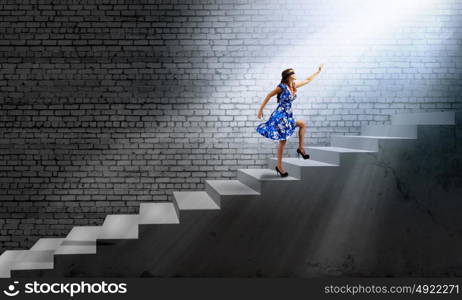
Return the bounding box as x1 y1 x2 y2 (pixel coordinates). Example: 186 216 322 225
1 110 461 277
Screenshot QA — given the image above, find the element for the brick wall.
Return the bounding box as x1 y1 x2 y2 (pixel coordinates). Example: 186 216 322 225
1 0 461 251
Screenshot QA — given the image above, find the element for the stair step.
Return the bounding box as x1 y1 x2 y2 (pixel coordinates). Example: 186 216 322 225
0 250 27 278
267 158 338 179
9 250 55 271
238 168 300 181
306 146 375 165
0 250 54 278
267 157 338 168
173 191 220 210
54 226 102 255
391 110 456 125
332 135 416 151
30 238 65 251
361 124 417 138
139 202 180 225
205 179 260 204
237 168 299 193
98 215 140 240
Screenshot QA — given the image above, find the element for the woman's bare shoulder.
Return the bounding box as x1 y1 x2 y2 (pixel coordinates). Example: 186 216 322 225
272 85 283 95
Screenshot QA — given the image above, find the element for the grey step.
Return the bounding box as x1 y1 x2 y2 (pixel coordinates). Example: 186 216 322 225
267 157 338 179
9 250 55 271
30 238 65 251
205 179 260 205
237 168 300 193
360 125 417 138
0 250 54 278
306 146 375 165
391 110 456 125
98 215 140 240
139 202 180 225
173 191 220 210
54 226 102 255
0 250 27 278
331 135 416 151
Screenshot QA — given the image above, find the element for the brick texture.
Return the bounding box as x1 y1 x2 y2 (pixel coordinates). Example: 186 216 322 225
0 0 461 251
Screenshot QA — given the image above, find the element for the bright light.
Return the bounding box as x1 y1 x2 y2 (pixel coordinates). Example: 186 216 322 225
281 0 438 69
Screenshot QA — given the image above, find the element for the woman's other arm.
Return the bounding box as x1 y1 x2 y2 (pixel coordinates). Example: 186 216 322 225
257 86 282 119
295 64 324 89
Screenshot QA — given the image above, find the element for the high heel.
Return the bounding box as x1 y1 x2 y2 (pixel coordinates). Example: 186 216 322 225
296 148 310 159
275 166 288 177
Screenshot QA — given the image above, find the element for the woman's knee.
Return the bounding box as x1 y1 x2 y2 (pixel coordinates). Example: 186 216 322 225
297 120 306 128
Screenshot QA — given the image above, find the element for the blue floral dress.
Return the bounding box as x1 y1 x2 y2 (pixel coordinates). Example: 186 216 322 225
256 83 297 141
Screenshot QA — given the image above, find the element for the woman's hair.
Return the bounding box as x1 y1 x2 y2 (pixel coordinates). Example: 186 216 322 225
277 68 297 103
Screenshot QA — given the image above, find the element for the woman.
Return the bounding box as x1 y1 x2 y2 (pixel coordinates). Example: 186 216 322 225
256 64 324 177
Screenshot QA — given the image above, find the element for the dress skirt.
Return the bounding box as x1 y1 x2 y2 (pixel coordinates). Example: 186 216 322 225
256 104 296 141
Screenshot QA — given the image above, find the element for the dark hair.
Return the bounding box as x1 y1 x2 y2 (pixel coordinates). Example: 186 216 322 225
277 68 297 103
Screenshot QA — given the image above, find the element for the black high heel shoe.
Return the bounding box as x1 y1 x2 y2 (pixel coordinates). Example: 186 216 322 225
296 148 310 159
275 166 288 177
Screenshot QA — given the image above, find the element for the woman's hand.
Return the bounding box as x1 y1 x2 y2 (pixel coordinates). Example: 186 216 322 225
317 64 324 73
257 109 264 119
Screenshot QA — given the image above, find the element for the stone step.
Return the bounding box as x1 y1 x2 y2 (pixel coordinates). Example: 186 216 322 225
306 146 375 165
0 250 55 278
331 135 416 151
360 124 417 138
205 179 260 205
267 157 338 179
0 250 27 278
30 238 65 251
173 191 220 210
236 168 300 193
54 226 102 255
9 250 55 272
139 202 180 225
97 215 140 240
391 110 457 125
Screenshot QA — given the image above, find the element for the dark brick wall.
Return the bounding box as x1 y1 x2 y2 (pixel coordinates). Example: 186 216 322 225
1 0 461 251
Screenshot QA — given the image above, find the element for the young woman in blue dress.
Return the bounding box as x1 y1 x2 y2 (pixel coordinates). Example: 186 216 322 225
256 64 324 177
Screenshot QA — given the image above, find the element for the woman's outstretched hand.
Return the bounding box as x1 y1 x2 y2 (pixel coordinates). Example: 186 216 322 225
318 64 324 73
257 109 263 119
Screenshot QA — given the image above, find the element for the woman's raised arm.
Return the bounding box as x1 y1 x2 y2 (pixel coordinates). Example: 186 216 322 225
295 64 324 89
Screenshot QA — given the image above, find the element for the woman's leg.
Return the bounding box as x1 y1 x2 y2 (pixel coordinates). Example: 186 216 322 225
277 139 287 172
295 119 307 153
